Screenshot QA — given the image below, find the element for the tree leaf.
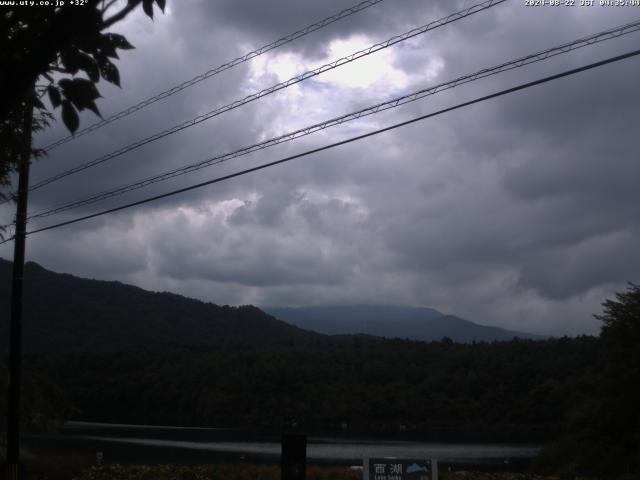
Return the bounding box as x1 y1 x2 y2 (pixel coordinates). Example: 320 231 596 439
155 0 166 12
77 52 100 82
61 100 79 134
58 78 73 94
142 0 154 19
103 33 135 51
61 48 100 81
84 100 101 118
60 49 80 75
98 57 120 87
47 86 61 108
33 97 46 110
97 34 119 59
59 78 101 112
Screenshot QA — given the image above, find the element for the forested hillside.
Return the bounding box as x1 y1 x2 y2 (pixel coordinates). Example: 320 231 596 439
2 258 638 477
30 336 600 442
0 259 544 352
0 259 320 352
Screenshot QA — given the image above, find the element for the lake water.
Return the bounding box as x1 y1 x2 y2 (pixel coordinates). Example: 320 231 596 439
60 435 539 460
23 421 541 466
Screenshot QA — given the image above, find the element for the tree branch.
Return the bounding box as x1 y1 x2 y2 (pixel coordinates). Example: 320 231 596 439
101 1 141 30
101 0 120 14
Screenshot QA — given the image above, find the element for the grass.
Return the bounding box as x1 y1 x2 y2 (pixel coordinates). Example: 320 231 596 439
11 453 599 480
69 463 362 480
70 465 573 480
6 452 94 480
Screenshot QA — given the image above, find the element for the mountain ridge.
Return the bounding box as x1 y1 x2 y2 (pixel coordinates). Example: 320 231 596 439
263 305 545 342
0 258 321 353
0 258 544 352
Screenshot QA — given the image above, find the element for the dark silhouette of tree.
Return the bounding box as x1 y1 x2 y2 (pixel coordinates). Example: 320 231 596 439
0 0 166 201
594 283 640 474
0 0 167 458
538 284 640 477
597 283 640 347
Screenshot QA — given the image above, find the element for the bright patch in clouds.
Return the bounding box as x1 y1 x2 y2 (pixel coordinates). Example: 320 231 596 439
247 34 442 138
7 1 636 336
250 35 414 90
317 35 409 89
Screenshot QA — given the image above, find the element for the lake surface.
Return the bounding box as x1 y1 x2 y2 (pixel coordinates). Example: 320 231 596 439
57 435 539 460
23 421 540 466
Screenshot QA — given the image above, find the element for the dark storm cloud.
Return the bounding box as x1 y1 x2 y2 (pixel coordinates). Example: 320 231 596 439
2 0 639 335
142 190 367 287
186 0 454 60
517 227 640 299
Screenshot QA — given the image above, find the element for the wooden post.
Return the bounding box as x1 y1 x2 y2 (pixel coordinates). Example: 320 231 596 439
5 95 33 480
281 434 306 480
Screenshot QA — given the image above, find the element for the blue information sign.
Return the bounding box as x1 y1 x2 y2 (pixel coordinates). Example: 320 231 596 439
366 458 436 480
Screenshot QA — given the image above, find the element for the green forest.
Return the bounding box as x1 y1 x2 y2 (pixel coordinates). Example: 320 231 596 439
0 260 638 477
27 337 596 439
14 324 640 477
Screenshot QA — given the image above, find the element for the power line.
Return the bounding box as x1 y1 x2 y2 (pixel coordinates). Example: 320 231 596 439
26 18 640 218
40 0 388 152
26 19 640 221
29 0 506 192
6 47 637 242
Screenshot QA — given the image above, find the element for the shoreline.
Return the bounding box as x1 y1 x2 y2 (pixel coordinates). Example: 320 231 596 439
22 433 537 472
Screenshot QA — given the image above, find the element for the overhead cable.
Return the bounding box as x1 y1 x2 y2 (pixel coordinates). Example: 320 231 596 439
5 47 636 242
29 0 506 192
41 0 388 152
26 19 640 221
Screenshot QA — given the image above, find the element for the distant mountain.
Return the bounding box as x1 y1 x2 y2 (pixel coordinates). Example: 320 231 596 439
263 305 545 342
0 259 321 353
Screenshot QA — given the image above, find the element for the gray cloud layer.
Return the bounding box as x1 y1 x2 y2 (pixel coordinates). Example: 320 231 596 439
2 0 639 336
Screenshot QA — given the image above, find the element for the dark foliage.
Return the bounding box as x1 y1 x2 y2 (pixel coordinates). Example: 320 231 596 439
2 259 638 476
0 259 320 353
0 361 75 461
0 0 165 201
535 284 640 477
591 284 640 474
25 337 600 444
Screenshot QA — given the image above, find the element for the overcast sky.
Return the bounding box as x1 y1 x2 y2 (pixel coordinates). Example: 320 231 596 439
2 0 639 335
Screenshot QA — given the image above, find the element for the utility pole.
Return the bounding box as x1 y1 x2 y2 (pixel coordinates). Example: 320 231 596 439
6 93 34 480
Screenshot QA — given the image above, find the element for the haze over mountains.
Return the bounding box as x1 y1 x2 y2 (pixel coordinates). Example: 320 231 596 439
0 259 543 352
264 305 545 342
